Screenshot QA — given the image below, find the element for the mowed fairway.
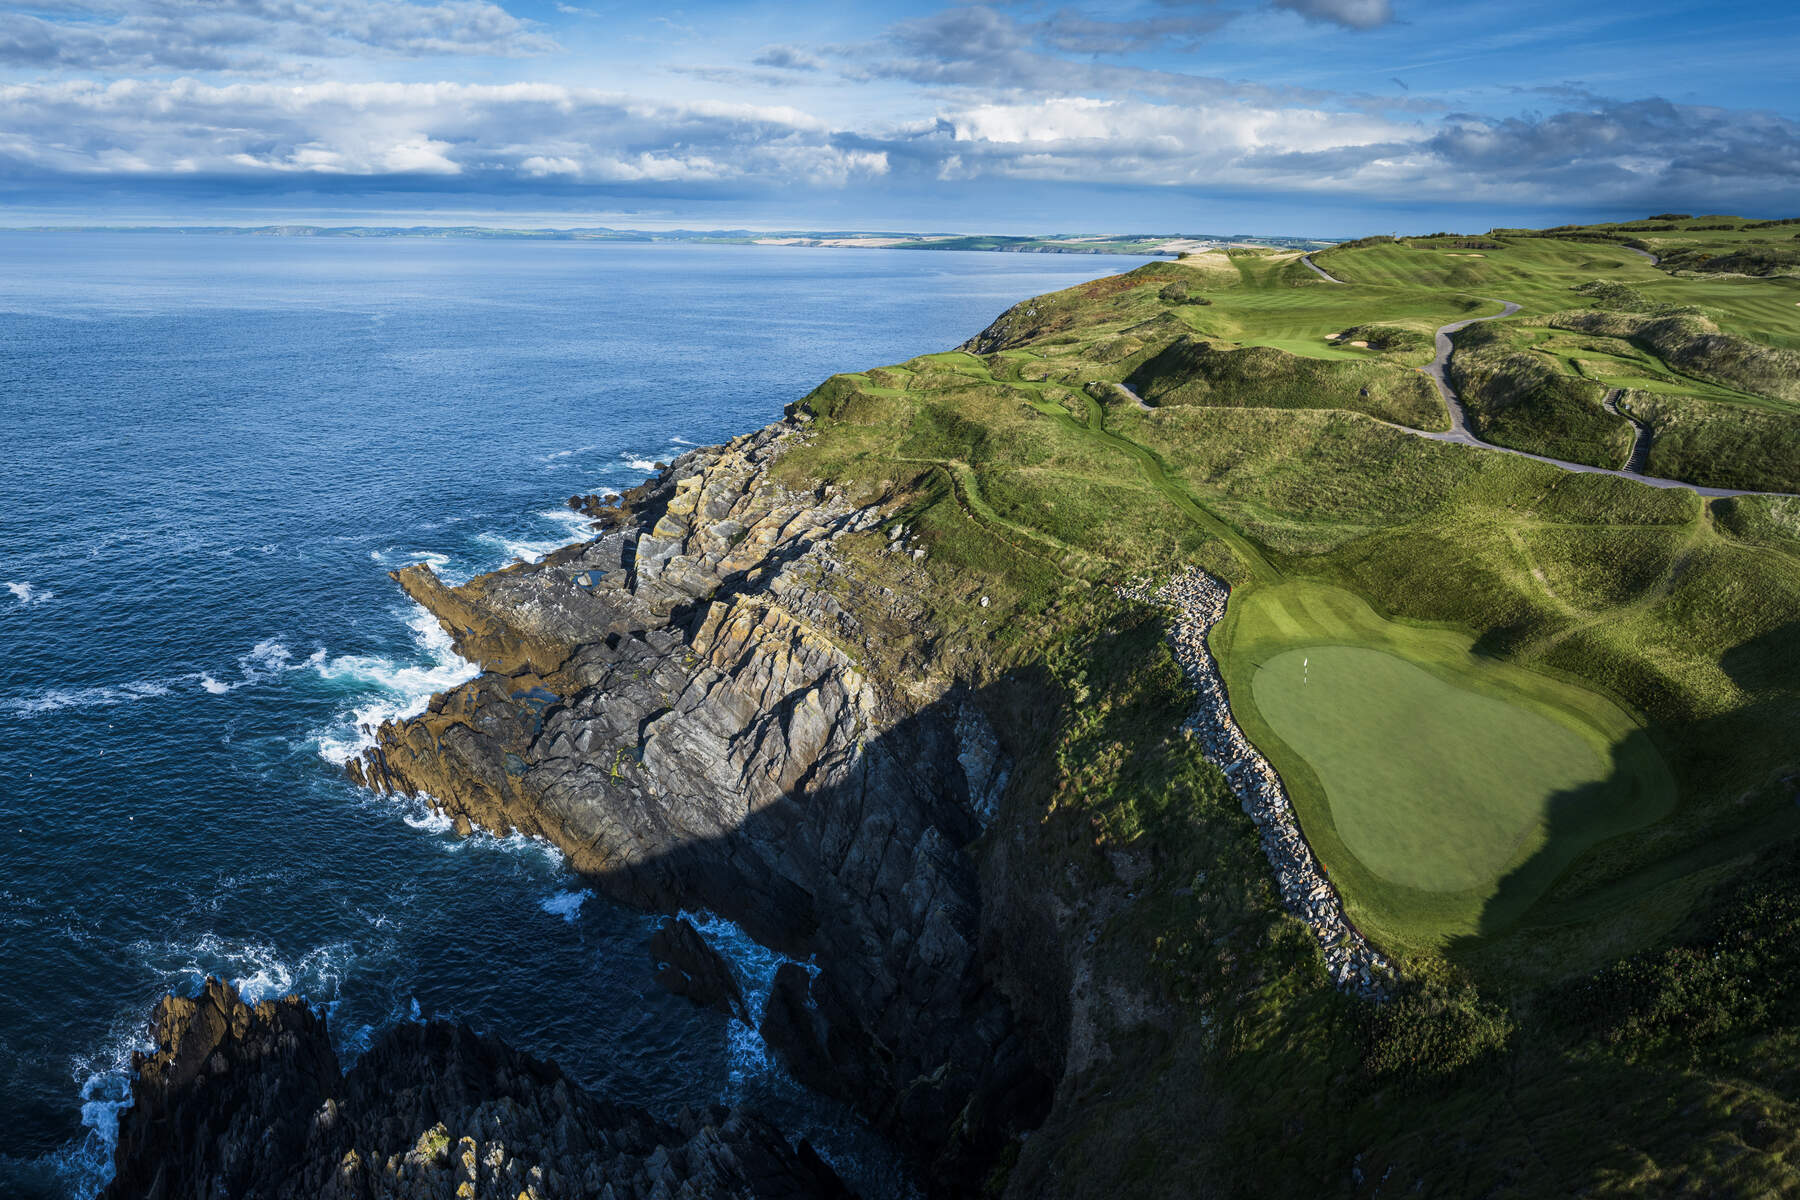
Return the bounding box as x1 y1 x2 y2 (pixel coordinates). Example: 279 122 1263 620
1213 578 1676 953
1252 646 1603 892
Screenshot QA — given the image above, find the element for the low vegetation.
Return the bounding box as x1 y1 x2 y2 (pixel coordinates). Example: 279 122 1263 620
772 217 1800 1195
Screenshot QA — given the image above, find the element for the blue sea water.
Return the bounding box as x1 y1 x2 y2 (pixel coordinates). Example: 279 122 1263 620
0 233 1145 1198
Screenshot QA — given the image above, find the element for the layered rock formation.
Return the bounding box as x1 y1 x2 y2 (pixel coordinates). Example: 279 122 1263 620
349 419 1047 1190
104 977 850 1200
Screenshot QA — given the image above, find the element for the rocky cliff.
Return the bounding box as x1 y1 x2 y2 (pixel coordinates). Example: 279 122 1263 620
348 417 1047 1193
103 977 850 1200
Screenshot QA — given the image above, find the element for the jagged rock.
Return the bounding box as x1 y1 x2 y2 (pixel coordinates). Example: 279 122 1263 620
104 979 850 1200
103 977 342 1200
350 421 1050 1190
650 917 746 1019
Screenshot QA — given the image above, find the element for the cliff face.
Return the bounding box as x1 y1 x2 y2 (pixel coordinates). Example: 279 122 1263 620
104 977 850 1200
350 419 1047 1191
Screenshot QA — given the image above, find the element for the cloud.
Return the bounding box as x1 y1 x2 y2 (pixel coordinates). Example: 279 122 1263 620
882 4 1223 69
898 91 1800 212
752 43 822 71
0 0 557 72
0 79 887 190
1270 0 1394 31
855 7 1387 110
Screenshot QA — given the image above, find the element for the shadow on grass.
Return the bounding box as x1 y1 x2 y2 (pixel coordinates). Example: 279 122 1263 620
1449 618 1800 963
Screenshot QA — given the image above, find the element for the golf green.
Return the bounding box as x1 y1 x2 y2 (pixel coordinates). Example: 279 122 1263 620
1252 645 1606 893
1213 578 1677 951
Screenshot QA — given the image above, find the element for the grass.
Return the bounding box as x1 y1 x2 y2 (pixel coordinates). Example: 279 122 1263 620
1214 578 1675 953
763 224 1800 1195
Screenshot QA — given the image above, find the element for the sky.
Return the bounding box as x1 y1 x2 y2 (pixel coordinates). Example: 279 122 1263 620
1 0 1797 234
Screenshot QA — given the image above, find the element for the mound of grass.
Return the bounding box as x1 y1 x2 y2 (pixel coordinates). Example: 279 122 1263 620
1332 323 1434 354
1657 242 1800 277
1215 579 1674 952
1619 391 1800 492
1446 320 1633 466
1550 309 1800 406
1127 335 1446 429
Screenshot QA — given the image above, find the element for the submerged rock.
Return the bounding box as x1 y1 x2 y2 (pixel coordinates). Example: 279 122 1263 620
650 916 746 1019
103 977 850 1200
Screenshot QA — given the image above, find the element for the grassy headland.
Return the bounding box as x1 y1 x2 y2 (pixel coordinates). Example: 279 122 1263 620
769 219 1800 1195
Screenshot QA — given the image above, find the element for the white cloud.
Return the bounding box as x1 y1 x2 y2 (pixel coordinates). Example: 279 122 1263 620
0 0 558 72
0 78 889 187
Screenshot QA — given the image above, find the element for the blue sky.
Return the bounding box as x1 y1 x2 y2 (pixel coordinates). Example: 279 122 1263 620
2 0 1797 234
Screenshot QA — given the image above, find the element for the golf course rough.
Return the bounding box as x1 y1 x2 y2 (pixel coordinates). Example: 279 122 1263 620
1214 578 1677 953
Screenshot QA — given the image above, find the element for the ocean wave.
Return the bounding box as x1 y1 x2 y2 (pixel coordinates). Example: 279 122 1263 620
541 443 597 463
45 1020 147 1200
128 931 358 1007
398 795 456 834
311 606 479 766
540 888 593 923
4 580 53 606
474 507 595 566
441 825 567 871
193 638 325 697
370 548 453 573
2 679 174 718
679 910 815 1091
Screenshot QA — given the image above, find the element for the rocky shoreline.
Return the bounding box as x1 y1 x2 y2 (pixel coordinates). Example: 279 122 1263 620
1126 569 1392 999
102 977 851 1200
96 415 1401 1198
345 415 1047 1193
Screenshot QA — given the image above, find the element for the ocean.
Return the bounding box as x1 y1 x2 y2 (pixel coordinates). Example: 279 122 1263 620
0 233 1145 1198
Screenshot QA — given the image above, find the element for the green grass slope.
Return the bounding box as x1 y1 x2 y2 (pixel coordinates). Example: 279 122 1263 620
768 232 1800 1197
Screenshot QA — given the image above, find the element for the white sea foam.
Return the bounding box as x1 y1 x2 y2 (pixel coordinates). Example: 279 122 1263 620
679 909 815 1090
240 638 293 680
2 679 174 718
442 826 566 871
130 932 356 1005
540 888 593 922
46 1023 146 1199
312 606 479 766
192 638 324 696
475 506 595 566
624 458 658 472
398 796 456 834
371 548 454 572
5 580 52 606
542 443 597 463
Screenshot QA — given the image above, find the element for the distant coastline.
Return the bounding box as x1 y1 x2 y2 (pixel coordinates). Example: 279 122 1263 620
0 224 1337 255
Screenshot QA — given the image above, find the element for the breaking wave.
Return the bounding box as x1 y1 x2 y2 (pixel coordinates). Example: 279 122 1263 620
540 889 593 923
5 581 53 606
311 605 479 767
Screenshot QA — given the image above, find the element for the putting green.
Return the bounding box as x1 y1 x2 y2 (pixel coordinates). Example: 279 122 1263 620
1213 579 1676 952
1252 645 1605 893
